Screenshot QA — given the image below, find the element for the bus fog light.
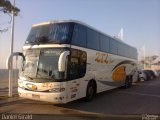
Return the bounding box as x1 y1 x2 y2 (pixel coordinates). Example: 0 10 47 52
49 88 65 92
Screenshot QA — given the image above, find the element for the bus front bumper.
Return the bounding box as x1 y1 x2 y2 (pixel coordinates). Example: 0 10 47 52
18 87 67 104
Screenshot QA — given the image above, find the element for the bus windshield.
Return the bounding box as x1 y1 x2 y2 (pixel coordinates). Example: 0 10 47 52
25 23 73 44
20 48 66 82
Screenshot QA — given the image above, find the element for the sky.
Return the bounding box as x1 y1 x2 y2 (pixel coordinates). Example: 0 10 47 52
0 0 160 69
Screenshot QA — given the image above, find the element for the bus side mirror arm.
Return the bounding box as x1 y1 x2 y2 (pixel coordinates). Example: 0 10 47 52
6 52 25 70
58 51 70 72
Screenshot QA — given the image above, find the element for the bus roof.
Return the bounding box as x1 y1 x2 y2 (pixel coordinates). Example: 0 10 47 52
32 20 136 50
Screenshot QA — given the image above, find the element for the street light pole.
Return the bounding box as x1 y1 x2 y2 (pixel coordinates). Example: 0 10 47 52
143 45 146 69
9 0 15 97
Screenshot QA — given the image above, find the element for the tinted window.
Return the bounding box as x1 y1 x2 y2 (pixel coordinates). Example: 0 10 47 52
117 42 137 59
26 25 50 43
87 28 100 50
129 47 137 59
48 23 71 42
26 23 73 44
118 42 123 56
118 42 127 57
125 45 131 57
100 34 110 52
72 24 87 47
67 49 87 80
110 39 118 54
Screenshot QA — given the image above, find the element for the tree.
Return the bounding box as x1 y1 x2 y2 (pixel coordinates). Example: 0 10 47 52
0 0 20 15
0 0 20 33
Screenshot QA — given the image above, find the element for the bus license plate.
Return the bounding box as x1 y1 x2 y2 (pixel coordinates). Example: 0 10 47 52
32 94 40 99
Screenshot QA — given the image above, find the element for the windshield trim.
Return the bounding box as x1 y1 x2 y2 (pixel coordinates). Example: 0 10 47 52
21 48 70 83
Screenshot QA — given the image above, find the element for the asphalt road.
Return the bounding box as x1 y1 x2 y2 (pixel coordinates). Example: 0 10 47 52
0 77 160 120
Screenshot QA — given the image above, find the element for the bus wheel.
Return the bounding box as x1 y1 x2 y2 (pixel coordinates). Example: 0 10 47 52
124 76 132 88
85 80 96 102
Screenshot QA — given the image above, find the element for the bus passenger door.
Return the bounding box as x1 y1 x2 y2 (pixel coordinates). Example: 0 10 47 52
67 56 80 101
67 79 80 101
66 49 87 101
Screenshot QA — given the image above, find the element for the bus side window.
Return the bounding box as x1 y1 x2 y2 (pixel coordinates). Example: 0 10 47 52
69 57 79 80
67 49 87 80
79 52 87 77
72 24 87 47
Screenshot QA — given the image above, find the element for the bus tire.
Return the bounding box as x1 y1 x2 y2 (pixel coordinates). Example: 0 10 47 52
124 76 132 88
85 80 96 102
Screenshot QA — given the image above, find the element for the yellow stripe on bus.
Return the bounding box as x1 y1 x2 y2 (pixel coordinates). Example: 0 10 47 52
112 66 126 81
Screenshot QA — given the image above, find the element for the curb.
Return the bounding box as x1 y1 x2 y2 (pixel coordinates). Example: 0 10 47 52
0 93 18 99
0 94 24 105
0 87 18 90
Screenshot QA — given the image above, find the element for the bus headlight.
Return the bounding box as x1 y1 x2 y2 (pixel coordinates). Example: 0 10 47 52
49 88 65 92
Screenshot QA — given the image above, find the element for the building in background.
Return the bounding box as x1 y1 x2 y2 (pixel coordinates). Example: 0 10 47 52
139 55 160 70
151 56 160 70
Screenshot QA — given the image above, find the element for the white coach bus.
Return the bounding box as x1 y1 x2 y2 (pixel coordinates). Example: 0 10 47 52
9 20 138 103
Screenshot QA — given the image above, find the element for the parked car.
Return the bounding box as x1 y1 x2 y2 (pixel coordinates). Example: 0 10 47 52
138 70 147 81
155 70 160 77
143 70 156 80
152 70 159 77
